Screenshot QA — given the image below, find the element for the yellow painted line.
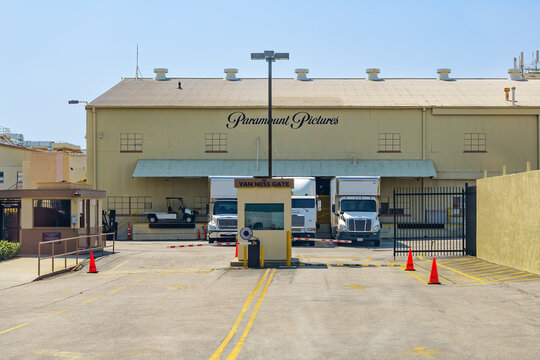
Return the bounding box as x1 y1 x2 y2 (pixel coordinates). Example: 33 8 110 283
485 271 527 279
336 264 343 267
44 309 68 319
375 264 381 267
419 256 486 283
491 276 540 283
464 265 508 272
106 260 129 272
368 257 373 262
226 269 276 360
489 273 538 282
475 269 523 276
132 278 145 284
454 263 503 271
0 322 29 335
82 296 102 304
438 258 476 265
208 269 270 360
111 286 126 293
402 268 427 284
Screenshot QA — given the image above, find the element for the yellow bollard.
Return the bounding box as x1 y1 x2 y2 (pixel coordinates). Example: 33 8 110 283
483 170 488 178
526 161 531 172
243 245 247 269
502 165 507 175
286 231 291 267
260 246 264 268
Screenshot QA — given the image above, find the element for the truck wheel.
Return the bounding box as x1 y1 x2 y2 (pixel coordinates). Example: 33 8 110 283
374 240 380 247
148 215 158 223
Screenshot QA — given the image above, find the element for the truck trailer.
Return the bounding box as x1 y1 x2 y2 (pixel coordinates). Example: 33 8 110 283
288 177 318 243
330 176 381 246
206 176 250 243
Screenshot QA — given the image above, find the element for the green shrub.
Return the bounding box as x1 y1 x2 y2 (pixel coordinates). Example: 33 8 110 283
0 240 21 261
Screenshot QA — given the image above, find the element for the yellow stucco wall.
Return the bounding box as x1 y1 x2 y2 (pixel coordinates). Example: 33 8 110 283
0 144 32 190
23 152 87 189
237 186 292 261
476 170 540 274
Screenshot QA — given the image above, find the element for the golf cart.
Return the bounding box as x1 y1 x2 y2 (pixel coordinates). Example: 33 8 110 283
145 197 199 224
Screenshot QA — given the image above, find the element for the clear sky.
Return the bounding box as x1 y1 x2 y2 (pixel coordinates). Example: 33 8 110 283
1 0 539 148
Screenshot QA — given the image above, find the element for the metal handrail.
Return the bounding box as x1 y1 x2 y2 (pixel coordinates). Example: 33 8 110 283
37 232 116 277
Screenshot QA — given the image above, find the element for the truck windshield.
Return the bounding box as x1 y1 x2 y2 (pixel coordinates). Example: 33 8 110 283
213 201 237 215
292 199 315 208
341 200 376 212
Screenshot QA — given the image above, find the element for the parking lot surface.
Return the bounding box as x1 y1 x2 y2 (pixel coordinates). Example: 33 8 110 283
0 240 539 359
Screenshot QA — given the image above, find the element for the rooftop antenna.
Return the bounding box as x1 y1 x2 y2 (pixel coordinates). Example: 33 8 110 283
135 44 143 79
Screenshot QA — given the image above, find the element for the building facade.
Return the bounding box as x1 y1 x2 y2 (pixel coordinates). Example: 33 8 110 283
86 70 540 238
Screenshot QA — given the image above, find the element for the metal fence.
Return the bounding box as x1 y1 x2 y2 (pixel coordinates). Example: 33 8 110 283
37 232 116 277
393 187 466 257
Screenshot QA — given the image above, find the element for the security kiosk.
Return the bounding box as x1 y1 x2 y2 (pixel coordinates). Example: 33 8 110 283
234 178 293 266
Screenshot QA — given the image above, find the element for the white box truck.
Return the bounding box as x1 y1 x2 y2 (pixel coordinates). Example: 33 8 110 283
206 176 250 243
288 177 318 243
330 176 381 246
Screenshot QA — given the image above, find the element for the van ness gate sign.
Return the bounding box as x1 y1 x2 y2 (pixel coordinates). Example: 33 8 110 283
234 178 294 188
226 111 339 129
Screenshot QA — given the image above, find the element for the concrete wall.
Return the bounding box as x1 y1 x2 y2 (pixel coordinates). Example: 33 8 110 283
476 170 540 274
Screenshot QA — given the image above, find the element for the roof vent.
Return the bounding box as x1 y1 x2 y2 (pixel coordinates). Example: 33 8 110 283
224 68 239 81
437 68 452 81
295 68 310 81
508 68 522 81
154 68 168 81
366 68 381 81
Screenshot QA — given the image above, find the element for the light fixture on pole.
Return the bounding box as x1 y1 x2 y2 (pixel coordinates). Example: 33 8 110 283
68 100 88 105
251 50 289 178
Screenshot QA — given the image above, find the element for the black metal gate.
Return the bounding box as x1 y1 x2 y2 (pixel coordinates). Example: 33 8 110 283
0 199 21 243
393 187 466 257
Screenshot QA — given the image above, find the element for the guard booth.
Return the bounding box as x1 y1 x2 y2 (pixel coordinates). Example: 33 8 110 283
234 178 294 267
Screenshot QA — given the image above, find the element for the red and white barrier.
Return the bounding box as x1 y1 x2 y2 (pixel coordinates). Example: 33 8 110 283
167 244 205 248
293 237 352 244
167 242 237 249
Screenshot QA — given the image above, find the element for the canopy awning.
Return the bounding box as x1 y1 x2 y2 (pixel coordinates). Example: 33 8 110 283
132 159 436 178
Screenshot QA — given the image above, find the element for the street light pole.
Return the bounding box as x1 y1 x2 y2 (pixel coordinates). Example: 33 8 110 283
267 57 272 178
251 50 289 178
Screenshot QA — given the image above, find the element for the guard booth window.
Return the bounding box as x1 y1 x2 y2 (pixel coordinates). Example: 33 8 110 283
245 203 284 230
33 199 71 227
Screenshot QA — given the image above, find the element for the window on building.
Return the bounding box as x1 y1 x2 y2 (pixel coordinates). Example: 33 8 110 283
205 133 227 153
378 133 401 152
245 203 284 230
0 171 4 183
464 133 486 152
120 133 143 153
107 196 152 216
33 199 71 227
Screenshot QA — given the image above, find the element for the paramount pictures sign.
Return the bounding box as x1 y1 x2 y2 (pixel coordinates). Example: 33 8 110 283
226 111 339 130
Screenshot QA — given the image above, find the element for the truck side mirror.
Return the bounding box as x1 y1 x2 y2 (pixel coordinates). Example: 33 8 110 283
331 204 335 214
317 200 322 211
205 203 209 214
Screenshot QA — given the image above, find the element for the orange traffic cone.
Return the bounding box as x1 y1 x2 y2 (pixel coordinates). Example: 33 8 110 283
235 242 238 258
405 248 415 271
88 251 98 273
429 257 440 284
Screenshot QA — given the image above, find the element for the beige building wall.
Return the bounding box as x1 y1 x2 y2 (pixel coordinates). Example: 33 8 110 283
23 152 87 189
86 107 540 231
0 144 33 190
476 170 540 274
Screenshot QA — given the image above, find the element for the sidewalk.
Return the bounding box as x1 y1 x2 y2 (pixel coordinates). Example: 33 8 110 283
0 253 95 290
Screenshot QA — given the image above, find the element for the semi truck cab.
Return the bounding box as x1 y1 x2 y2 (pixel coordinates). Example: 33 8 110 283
331 177 381 246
